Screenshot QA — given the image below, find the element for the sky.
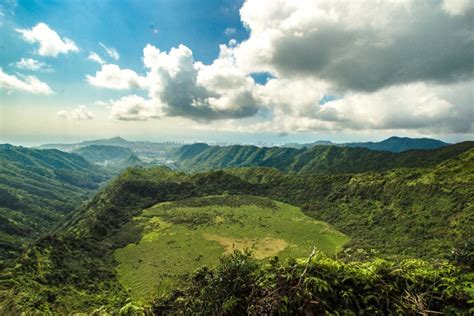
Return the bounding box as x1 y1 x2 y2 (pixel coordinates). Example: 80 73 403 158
0 0 473 146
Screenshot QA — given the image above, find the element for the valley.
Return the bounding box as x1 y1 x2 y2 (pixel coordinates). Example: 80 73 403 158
0 138 472 314
114 195 348 303
0 144 109 266
2 1 472 313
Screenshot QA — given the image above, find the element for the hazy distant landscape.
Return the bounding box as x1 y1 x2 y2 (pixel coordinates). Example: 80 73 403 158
1 0 473 314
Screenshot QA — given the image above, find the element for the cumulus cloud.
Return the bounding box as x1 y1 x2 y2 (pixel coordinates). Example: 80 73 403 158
107 95 163 121
442 0 474 16
251 79 474 134
57 105 94 120
99 42 120 60
88 52 105 64
235 0 474 91
16 23 78 57
86 64 144 89
87 44 261 121
0 68 53 94
142 43 261 120
85 0 473 135
11 58 52 72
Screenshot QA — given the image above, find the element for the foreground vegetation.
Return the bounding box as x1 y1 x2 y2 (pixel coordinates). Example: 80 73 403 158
154 250 472 315
0 144 472 313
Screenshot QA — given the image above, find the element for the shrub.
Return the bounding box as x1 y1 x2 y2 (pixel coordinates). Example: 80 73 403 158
153 250 472 315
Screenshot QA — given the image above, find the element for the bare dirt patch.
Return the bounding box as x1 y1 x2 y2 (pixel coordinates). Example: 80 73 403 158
204 234 288 259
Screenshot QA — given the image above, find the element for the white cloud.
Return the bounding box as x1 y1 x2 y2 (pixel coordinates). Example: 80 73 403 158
442 0 474 16
141 43 261 120
86 64 144 90
224 27 236 36
99 42 120 60
94 100 109 106
57 105 94 120
107 94 163 121
56 110 69 119
16 23 78 57
88 52 105 64
87 44 261 121
0 68 53 95
250 79 474 134
84 0 473 135
11 58 52 72
234 0 474 91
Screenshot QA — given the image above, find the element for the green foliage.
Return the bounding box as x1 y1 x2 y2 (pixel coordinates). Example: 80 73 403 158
171 141 473 175
153 250 473 315
0 144 109 265
285 136 448 152
73 145 145 174
118 302 146 316
73 144 136 163
344 136 449 152
1 146 472 314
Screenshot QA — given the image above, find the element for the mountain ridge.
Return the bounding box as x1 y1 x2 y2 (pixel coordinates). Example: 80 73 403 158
344 136 449 152
171 141 473 174
282 136 449 152
1 146 472 313
0 144 109 265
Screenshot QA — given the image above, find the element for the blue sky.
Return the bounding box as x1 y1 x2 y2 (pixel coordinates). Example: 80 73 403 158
1 0 473 145
3 0 247 63
1 0 248 104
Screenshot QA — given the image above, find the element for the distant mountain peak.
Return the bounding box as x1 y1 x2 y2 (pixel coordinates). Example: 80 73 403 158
108 136 127 142
346 136 449 152
282 136 450 152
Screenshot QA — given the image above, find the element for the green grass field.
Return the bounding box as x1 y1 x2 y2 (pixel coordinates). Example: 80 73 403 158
114 195 349 304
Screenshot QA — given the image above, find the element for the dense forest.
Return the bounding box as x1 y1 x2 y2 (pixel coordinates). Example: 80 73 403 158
284 136 448 152
171 141 472 174
73 145 143 171
0 142 472 314
0 144 109 266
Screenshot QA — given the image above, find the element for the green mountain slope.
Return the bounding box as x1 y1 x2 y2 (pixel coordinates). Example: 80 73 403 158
72 145 143 171
0 144 108 265
344 136 449 152
171 141 473 174
283 136 449 152
72 145 135 163
1 147 472 313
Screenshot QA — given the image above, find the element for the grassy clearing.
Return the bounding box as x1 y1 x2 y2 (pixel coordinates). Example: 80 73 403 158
114 195 348 304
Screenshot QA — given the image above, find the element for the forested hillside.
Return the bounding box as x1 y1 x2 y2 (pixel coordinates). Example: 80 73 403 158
1 146 472 313
72 145 136 163
171 141 473 174
0 144 108 266
73 145 143 171
283 136 448 152
344 136 449 152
